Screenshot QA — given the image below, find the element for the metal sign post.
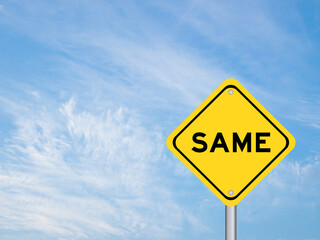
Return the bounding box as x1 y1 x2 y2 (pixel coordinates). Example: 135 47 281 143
166 78 295 237
225 205 237 240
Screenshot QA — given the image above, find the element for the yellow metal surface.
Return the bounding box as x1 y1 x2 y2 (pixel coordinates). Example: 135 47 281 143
166 79 295 206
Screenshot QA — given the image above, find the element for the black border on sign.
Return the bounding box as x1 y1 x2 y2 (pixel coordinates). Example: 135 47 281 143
172 85 289 200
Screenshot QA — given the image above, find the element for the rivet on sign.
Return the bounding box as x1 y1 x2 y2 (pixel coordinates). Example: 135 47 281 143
228 89 234 95
228 190 234 196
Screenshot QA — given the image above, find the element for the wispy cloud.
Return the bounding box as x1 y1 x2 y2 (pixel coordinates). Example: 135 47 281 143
2 0 313 123
0 0 310 115
239 154 320 223
291 96 320 129
0 94 199 239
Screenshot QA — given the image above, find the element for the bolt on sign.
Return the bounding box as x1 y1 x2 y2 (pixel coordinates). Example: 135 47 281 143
166 79 295 206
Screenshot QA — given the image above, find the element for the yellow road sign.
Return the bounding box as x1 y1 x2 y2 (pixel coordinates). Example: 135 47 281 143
166 79 295 206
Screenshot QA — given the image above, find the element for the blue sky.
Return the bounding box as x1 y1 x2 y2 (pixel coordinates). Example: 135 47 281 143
0 0 319 239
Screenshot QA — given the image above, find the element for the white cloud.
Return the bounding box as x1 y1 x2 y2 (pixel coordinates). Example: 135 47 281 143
291 96 320 129
0 0 305 119
239 156 320 222
155 0 305 61
0 0 230 109
0 95 199 239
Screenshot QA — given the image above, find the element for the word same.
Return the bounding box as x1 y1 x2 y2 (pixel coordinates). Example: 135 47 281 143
192 132 270 153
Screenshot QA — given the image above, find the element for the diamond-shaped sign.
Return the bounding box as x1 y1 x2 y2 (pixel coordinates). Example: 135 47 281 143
166 79 295 206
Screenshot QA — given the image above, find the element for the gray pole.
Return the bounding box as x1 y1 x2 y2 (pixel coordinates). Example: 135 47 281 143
225 205 237 240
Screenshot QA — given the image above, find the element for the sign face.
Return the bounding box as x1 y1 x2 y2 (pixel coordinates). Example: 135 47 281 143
166 79 295 206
